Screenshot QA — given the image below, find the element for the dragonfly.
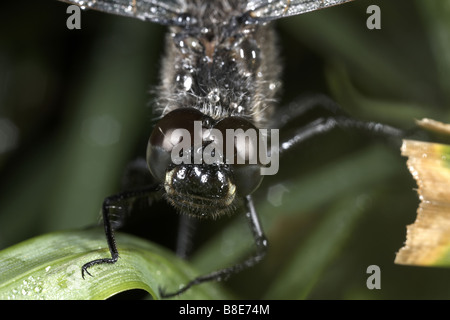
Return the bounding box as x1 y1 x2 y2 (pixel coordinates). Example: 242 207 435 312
58 0 404 297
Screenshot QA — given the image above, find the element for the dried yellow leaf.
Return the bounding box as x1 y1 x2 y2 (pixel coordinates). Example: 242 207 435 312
395 138 450 266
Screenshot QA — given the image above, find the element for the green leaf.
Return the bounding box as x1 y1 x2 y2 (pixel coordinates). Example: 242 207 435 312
0 229 228 300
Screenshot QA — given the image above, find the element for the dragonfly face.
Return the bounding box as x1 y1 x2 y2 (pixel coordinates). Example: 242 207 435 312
146 107 265 218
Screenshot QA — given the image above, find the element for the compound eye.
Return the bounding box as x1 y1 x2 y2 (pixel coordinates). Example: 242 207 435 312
214 117 259 165
214 117 264 196
232 164 264 196
146 108 205 182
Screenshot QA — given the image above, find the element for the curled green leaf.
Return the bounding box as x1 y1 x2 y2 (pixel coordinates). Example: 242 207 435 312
0 229 227 300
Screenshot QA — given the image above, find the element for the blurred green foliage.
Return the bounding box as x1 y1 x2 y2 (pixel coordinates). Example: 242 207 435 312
0 0 450 299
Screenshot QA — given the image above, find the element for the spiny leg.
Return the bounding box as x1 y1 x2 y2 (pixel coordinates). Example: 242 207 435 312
271 94 347 128
272 96 406 156
81 184 160 279
107 158 158 230
278 115 405 156
159 195 268 298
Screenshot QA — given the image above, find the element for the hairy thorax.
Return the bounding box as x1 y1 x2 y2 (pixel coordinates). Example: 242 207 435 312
156 0 282 128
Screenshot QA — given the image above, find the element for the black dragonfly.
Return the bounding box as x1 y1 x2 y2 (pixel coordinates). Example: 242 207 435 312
58 0 404 297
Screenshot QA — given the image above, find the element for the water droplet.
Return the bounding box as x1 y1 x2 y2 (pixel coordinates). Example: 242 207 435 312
125 5 134 13
207 89 220 103
34 286 43 294
183 75 193 91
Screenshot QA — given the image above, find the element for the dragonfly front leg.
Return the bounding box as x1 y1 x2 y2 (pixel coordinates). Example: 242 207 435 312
81 184 160 278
